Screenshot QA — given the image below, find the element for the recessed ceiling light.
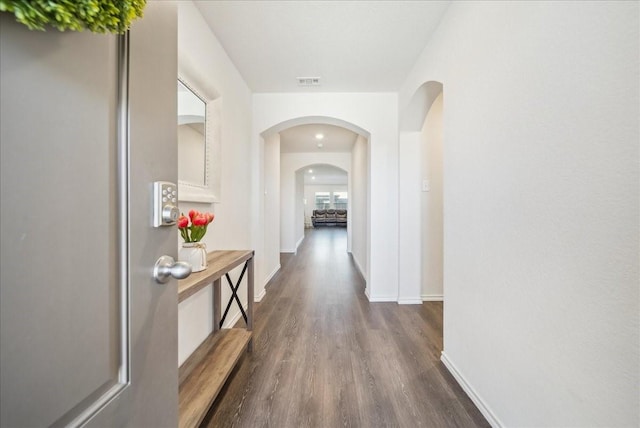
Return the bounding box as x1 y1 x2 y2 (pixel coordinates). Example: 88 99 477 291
308 169 313 173
317 143 323 148
315 133 324 140
312 176 316 180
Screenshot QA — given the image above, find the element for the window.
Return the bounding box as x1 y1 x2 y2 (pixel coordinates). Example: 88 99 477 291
314 191 348 210
333 192 348 210
315 192 330 210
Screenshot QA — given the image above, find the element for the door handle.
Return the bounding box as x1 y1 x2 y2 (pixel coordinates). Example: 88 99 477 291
153 255 192 283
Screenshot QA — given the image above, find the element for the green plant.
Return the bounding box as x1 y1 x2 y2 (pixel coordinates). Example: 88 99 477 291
0 0 146 33
178 210 215 243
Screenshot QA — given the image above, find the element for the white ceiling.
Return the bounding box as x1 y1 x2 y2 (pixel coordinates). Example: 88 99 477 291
193 1 448 183
280 123 358 153
195 1 451 92
302 164 347 185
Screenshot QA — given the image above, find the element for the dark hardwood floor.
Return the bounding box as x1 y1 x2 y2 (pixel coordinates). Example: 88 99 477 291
204 227 488 427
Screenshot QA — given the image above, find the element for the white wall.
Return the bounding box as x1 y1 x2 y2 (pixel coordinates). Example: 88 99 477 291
397 131 422 304
350 135 369 282
421 93 443 300
279 152 351 253
176 1 253 366
264 133 281 282
400 2 639 426
253 94 396 301
294 171 304 247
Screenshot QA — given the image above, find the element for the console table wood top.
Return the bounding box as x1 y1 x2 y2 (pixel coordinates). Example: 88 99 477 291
178 249 254 303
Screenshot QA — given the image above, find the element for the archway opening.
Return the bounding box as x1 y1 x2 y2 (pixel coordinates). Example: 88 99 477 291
297 163 349 251
398 80 444 304
258 116 370 295
420 91 444 302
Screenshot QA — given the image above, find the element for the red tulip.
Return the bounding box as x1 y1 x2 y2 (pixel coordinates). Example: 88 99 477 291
192 214 208 226
178 211 215 243
177 215 189 228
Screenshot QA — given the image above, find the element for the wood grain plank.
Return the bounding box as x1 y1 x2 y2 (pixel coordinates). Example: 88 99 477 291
204 229 489 428
178 328 252 428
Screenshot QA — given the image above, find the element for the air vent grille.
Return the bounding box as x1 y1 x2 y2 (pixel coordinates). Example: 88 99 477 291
297 77 321 86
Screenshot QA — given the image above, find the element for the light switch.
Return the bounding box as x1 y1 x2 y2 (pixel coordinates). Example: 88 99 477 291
422 179 431 192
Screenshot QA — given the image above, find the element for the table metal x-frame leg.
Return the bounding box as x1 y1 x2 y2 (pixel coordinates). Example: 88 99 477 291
220 263 248 328
212 256 254 351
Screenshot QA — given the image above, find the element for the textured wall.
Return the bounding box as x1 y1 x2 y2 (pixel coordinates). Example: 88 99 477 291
351 135 369 282
177 1 253 366
400 2 639 426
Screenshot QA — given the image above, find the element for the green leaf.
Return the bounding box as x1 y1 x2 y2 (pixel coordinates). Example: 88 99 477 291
1 0 146 33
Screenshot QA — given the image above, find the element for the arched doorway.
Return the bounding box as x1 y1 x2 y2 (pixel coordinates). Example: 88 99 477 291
398 81 444 303
294 163 349 251
257 117 370 299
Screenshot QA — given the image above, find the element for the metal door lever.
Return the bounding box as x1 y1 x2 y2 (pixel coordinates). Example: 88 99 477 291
153 255 191 283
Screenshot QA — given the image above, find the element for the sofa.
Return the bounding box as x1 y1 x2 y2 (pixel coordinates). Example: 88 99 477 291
311 209 347 227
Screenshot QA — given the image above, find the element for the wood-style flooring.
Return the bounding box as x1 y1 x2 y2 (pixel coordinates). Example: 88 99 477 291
204 227 488 428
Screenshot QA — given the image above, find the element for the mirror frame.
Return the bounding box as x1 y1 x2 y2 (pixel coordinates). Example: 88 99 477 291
177 72 221 203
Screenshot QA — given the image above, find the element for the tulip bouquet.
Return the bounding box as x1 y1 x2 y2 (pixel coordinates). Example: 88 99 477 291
177 210 214 242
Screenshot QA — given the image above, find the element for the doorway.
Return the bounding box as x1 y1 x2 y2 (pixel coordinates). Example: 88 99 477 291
421 92 444 301
259 120 370 296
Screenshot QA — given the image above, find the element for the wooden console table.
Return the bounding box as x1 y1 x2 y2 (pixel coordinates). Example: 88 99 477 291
177 250 254 428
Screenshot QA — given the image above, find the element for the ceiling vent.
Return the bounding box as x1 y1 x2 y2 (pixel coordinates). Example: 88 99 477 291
297 77 321 86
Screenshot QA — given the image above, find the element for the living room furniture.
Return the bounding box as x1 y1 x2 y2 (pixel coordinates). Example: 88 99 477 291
177 250 254 428
311 209 347 227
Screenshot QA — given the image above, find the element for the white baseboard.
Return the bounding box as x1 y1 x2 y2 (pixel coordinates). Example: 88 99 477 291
254 287 266 302
255 264 279 303
367 295 398 302
350 252 367 281
440 352 503 428
398 298 422 305
421 294 444 302
263 264 280 287
221 306 243 329
281 235 304 255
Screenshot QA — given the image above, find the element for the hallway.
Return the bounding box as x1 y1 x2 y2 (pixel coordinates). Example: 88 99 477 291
205 228 488 427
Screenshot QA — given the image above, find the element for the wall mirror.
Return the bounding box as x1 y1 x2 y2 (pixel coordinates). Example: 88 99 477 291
177 74 221 203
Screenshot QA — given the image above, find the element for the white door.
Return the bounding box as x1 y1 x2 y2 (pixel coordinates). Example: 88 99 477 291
0 3 180 426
